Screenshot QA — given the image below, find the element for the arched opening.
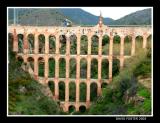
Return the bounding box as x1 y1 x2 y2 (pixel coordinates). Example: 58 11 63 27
124 35 132 55
27 57 34 71
80 82 86 102
135 35 143 51
59 58 66 78
70 34 77 54
91 35 99 55
69 58 76 78
27 34 34 54
80 58 87 78
79 105 86 113
112 58 120 77
59 81 65 101
101 58 109 79
91 58 98 79
49 35 56 54
102 35 109 55
101 82 108 88
38 57 44 77
49 58 55 77
147 34 151 49
48 81 55 95
113 35 120 55
69 82 76 101
80 35 88 55
17 34 23 53
8 33 13 52
69 105 75 113
59 35 66 54
38 34 45 54
90 82 98 101
17 56 24 66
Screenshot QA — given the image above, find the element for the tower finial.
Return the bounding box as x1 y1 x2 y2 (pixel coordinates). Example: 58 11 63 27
98 10 103 27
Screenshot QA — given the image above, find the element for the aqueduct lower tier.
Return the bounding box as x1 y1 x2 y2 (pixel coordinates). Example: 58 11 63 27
8 25 151 112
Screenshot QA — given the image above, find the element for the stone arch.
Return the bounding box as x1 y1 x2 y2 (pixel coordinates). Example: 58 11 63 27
69 82 76 101
17 34 24 53
59 81 65 101
112 58 120 77
48 81 55 95
59 35 66 54
38 57 44 77
91 58 98 79
91 35 99 55
79 105 86 113
80 82 86 102
135 35 143 51
27 57 34 71
69 58 76 78
102 34 110 55
70 34 77 54
124 35 132 55
38 34 45 54
48 58 55 77
113 35 121 55
27 33 34 54
90 82 98 101
59 58 66 78
69 105 76 113
147 34 151 49
80 58 87 78
49 35 56 54
101 58 109 79
80 35 88 55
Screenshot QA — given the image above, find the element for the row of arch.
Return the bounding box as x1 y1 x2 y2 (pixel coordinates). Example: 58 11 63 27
10 33 151 55
18 56 120 79
48 81 107 102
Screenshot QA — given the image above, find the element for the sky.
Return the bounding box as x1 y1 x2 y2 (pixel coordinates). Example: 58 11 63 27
51 7 151 20
81 7 151 20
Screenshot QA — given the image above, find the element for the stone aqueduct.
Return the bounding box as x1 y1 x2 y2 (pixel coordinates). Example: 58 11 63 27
8 16 151 112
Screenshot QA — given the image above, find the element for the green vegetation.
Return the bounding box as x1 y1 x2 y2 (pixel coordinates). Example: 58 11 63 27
83 48 151 115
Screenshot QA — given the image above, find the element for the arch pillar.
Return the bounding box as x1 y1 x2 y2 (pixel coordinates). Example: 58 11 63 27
54 33 59 100
109 34 113 82
86 81 90 108
63 102 69 112
13 29 18 52
88 34 91 55
23 31 28 54
65 79 69 102
97 82 102 96
143 33 147 48
131 35 136 56
34 55 38 80
98 35 102 84
120 36 124 69
75 102 79 111
54 79 59 100
45 33 49 54
34 31 39 54
44 55 48 83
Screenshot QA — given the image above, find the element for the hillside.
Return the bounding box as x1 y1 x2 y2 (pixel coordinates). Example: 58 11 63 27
112 8 151 25
8 8 151 26
8 8 74 26
56 8 114 25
